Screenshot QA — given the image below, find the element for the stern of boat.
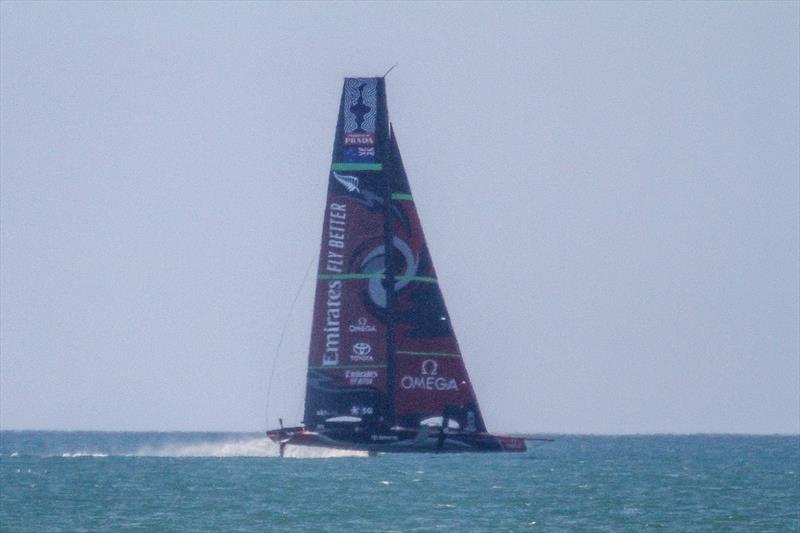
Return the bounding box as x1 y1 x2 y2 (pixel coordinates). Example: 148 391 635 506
494 434 527 452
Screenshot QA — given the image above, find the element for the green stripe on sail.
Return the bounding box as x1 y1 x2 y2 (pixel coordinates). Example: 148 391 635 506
395 275 438 283
331 163 383 171
397 350 461 358
391 192 413 201
318 273 436 283
318 273 384 280
308 364 388 370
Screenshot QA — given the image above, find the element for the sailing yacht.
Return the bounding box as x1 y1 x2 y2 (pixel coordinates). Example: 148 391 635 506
267 77 526 454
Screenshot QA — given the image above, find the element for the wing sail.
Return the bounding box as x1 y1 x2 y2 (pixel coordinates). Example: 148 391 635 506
304 79 486 435
303 78 392 428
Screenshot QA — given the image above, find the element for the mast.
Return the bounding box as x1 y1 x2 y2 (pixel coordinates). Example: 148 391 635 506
380 79 397 428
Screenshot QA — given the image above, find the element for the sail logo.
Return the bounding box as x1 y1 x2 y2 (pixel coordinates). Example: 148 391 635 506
353 343 371 356
400 360 459 392
349 317 377 333
343 146 375 163
362 237 420 308
321 279 342 366
345 369 377 386
321 202 347 366
332 172 360 193
344 132 375 146
351 342 373 362
343 78 376 146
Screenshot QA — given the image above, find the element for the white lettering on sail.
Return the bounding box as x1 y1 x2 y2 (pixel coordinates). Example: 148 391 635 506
327 204 347 251
322 279 341 366
400 360 459 391
349 317 377 333
326 250 343 273
321 203 347 366
345 370 377 386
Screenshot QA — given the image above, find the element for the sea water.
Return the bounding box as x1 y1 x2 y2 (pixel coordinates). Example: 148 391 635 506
1 432 797 532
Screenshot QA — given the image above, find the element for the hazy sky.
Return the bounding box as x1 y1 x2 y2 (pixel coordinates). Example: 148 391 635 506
1 1 798 434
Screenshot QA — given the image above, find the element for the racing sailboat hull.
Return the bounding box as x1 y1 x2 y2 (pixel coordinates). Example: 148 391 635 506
267 427 527 454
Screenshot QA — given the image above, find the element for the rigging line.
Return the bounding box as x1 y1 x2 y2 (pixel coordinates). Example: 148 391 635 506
264 253 316 431
382 63 399 78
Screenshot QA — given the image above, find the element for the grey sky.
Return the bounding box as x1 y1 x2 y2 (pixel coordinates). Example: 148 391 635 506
1 1 797 434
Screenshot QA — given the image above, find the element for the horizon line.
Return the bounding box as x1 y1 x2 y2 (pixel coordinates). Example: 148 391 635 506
2 428 798 437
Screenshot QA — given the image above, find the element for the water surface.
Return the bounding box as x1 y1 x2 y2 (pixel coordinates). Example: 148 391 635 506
1 432 797 531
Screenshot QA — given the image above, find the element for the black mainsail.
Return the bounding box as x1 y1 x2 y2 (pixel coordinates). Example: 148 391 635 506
268 77 525 453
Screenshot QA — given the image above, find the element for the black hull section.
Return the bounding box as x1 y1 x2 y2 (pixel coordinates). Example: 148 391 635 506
267 426 526 454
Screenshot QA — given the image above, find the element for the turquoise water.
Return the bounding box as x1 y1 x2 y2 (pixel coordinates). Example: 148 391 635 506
1 432 797 532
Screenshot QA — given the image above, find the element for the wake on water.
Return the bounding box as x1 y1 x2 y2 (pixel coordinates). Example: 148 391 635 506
132 437 368 458
2 437 368 459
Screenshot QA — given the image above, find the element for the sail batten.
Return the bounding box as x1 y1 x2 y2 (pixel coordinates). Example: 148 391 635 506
396 351 461 358
331 163 383 171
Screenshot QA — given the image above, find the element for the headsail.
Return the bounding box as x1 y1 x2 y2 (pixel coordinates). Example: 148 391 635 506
303 78 486 434
385 128 487 433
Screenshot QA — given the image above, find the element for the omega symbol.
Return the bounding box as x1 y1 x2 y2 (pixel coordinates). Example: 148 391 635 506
421 359 438 376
